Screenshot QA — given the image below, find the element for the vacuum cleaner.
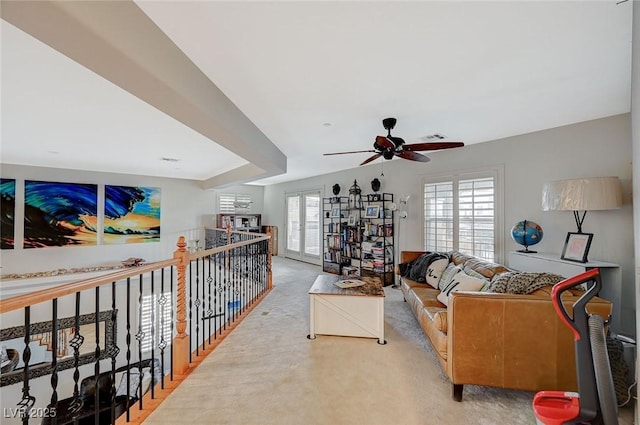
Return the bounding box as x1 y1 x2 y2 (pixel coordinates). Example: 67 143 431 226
532 268 618 425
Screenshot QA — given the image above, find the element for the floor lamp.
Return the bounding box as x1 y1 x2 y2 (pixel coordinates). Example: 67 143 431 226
392 195 410 288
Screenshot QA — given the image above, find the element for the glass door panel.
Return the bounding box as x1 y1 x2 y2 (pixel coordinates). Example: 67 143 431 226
286 195 300 254
285 190 321 264
304 194 320 256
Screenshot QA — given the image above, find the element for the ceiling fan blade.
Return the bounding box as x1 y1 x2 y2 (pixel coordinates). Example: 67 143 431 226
397 150 431 162
323 150 377 156
375 136 395 149
403 141 465 152
360 153 382 166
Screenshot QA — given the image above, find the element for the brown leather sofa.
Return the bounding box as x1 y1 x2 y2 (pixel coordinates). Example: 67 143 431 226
398 250 613 401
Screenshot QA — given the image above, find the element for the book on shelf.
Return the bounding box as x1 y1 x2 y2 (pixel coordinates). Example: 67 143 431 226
342 266 360 277
324 250 342 263
326 234 342 249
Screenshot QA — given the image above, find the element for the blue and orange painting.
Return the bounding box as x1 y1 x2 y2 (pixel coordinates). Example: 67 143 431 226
104 185 160 244
1 178 16 249
24 180 98 248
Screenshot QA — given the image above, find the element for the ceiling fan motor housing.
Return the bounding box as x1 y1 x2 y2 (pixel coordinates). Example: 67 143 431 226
382 117 397 130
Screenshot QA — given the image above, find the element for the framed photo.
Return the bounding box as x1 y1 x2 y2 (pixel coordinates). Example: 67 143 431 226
330 207 341 218
561 232 593 263
364 205 380 219
347 215 357 226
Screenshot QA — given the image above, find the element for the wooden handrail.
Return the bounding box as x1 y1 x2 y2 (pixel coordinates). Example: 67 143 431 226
0 259 179 314
0 233 270 315
187 233 270 261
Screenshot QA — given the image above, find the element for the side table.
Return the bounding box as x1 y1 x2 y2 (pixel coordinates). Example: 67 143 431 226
508 251 621 334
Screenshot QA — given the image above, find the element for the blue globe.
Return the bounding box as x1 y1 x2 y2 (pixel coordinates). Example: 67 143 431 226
511 220 543 252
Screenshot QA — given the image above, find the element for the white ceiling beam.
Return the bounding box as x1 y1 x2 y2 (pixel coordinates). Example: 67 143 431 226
1 0 286 188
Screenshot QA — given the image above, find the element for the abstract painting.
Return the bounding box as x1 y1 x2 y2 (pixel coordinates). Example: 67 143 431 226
1 179 16 249
104 185 160 244
24 181 98 248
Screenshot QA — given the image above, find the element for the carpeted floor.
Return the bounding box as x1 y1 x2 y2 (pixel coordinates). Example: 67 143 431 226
143 256 634 425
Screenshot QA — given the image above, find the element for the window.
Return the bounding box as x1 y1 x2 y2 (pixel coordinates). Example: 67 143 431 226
140 292 172 353
218 193 253 213
424 168 502 262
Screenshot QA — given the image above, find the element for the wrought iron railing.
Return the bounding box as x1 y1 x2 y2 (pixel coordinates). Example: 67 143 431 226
0 229 272 425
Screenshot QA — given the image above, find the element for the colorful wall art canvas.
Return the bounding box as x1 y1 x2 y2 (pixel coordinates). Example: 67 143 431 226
1 179 16 249
104 186 160 244
24 181 98 248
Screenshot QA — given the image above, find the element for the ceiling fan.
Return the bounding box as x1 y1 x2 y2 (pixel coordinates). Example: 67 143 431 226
324 118 464 165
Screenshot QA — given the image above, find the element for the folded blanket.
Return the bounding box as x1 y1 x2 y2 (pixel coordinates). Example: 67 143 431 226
486 271 565 295
401 252 448 283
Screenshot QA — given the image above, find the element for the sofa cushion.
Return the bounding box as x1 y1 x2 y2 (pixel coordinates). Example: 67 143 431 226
425 258 449 288
417 307 448 360
431 309 448 333
462 258 511 280
449 251 474 266
529 285 585 298
437 270 486 306
412 286 444 308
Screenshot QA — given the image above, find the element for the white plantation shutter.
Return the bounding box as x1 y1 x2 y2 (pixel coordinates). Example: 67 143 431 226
458 177 495 260
218 193 253 213
424 182 454 252
219 194 236 213
424 169 500 262
140 292 172 353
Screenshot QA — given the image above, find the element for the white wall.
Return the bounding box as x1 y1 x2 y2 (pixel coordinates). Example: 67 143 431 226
0 165 216 275
203 184 265 228
264 113 635 335
630 2 639 419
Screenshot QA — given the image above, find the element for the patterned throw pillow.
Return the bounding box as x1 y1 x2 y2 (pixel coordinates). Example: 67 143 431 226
438 263 461 291
425 258 449 289
437 270 486 307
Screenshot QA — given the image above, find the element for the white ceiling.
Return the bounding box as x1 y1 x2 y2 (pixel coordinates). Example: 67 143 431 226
1 1 633 187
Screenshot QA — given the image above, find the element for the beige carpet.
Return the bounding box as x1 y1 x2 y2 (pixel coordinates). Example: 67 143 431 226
143 256 634 425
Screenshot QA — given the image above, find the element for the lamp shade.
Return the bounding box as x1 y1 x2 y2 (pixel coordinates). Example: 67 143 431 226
541 177 622 212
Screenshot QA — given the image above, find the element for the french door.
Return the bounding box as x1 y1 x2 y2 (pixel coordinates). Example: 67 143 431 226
285 190 321 264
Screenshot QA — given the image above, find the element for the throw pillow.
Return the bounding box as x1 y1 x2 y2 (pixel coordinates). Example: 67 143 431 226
437 270 486 307
438 263 461 291
425 258 449 289
116 368 148 399
461 267 490 291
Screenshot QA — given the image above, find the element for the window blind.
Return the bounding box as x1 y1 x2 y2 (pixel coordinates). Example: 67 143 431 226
424 175 496 261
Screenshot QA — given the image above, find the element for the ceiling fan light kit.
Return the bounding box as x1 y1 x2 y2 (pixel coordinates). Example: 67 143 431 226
323 118 464 165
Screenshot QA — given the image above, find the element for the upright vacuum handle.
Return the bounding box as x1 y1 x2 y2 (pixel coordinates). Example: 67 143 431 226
551 268 601 341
